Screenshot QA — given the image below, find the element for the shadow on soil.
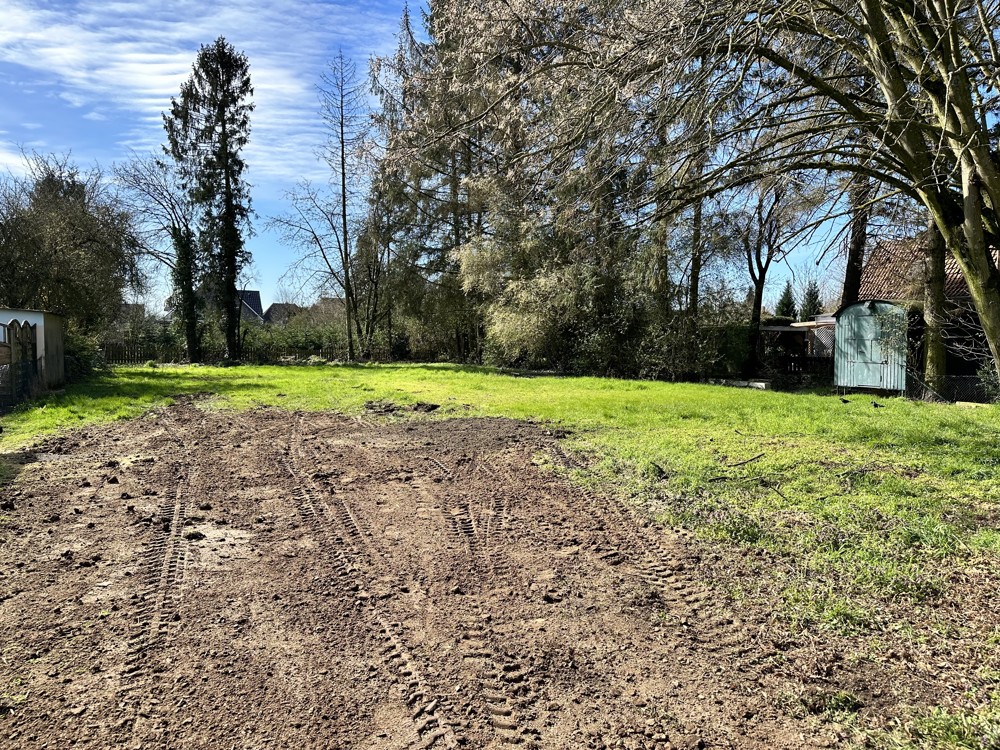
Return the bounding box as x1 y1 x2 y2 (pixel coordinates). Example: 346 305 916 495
0 450 37 488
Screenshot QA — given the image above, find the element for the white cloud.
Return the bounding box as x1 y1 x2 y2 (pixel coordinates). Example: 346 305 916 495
0 0 403 188
59 91 88 108
0 142 28 174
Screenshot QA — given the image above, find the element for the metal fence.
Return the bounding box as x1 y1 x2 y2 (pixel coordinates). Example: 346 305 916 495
0 317 42 412
943 376 993 403
101 341 363 366
0 356 42 412
904 369 997 404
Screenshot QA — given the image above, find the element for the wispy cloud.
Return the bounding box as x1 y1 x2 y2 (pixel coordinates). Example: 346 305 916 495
0 142 29 175
0 0 403 186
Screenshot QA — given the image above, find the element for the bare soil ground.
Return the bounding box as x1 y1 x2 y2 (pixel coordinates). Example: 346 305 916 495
0 402 951 748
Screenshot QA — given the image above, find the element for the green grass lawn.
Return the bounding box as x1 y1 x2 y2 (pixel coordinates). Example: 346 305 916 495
3 362 999 747
4 364 999 576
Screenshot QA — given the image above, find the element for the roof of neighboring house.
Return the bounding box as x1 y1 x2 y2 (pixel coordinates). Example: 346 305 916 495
315 296 345 309
0 307 59 316
859 237 1000 301
239 290 264 321
263 303 303 324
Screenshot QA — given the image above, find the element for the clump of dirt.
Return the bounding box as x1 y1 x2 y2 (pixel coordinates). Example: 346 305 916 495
411 401 440 413
364 399 399 414
365 399 440 414
0 403 970 749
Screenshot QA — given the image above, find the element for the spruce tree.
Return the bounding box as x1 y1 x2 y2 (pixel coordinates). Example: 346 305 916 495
799 279 823 321
164 37 253 360
775 279 797 320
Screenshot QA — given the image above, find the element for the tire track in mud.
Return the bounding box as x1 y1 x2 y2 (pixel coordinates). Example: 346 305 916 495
346 437 543 747
116 410 199 730
471 459 518 582
457 604 541 748
477 441 760 749
6 411 838 749
379 619 459 750
547 443 751 660
424 451 544 748
284 417 460 750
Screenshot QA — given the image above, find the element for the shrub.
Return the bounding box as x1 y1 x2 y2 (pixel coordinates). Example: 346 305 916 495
63 328 105 383
979 362 1000 403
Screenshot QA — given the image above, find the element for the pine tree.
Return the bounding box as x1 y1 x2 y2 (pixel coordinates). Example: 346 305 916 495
799 279 823 321
164 37 253 360
775 279 797 320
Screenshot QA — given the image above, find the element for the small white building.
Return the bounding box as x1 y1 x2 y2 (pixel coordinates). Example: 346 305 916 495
0 308 65 389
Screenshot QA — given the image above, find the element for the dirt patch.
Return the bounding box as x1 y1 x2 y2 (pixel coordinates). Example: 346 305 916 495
365 400 441 415
0 404 945 748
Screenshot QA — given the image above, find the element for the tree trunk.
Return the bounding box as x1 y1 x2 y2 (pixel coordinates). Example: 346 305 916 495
841 178 871 308
340 111 355 363
218 219 240 360
954 159 1000 382
217 111 242 361
922 221 947 396
923 158 1000 384
744 280 765 378
172 227 201 363
386 243 393 361
689 198 703 317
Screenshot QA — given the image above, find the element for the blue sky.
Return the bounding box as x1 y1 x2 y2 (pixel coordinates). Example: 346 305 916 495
0 0 408 313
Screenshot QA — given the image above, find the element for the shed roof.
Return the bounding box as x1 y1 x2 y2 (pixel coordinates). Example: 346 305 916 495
0 308 64 319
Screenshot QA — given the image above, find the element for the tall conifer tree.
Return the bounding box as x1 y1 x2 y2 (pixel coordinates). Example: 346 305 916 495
164 37 253 359
775 280 797 320
799 279 823 322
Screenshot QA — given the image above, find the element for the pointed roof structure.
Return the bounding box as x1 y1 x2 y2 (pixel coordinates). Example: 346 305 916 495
239 290 264 322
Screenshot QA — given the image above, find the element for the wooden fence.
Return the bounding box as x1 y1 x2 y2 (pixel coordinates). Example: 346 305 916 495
0 320 42 411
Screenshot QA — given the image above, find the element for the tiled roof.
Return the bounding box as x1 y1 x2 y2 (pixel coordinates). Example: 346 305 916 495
263 303 303 324
858 237 997 301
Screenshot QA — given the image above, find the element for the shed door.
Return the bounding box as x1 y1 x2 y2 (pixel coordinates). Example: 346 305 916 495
836 303 907 391
847 336 888 388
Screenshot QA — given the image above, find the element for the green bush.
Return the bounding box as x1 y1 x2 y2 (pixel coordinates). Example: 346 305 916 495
979 363 1000 403
63 328 105 383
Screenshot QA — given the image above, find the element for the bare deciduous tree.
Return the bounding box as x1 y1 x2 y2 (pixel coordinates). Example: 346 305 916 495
115 155 203 361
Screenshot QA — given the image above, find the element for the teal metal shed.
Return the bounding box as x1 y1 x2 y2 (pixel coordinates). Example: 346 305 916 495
834 300 908 392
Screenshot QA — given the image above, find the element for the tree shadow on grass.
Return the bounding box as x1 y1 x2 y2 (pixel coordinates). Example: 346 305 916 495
398 362 569 379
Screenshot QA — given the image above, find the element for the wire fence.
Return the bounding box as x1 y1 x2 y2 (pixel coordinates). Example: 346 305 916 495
905 368 996 404
101 341 379 366
943 376 993 403
0 357 43 412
